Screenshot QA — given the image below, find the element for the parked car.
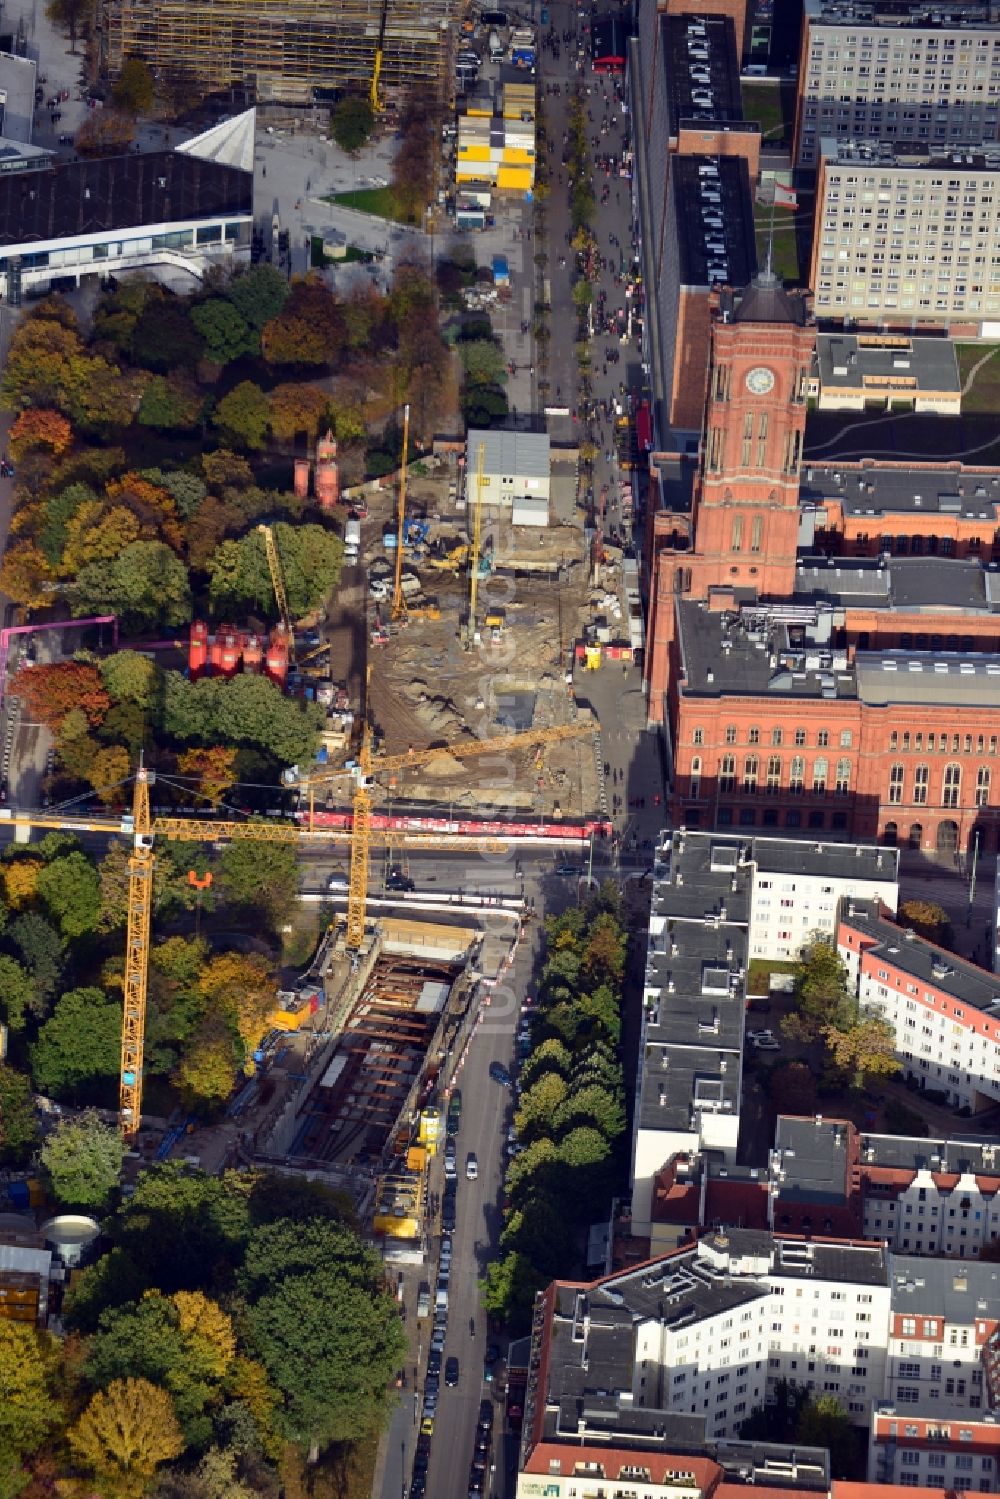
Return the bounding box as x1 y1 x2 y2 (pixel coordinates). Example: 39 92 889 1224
489 1061 512 1088
478 1398 494 1431
752 1034 781 1052
387 865 416 892
466 1152 478 1181
445 1355 460 1387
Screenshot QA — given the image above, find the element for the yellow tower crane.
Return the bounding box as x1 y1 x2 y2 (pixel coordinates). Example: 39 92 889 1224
469 441 486 635
11 719 598 1135
259 523 295 666
370 0 391 113
390 403 411 622
295 717 597 949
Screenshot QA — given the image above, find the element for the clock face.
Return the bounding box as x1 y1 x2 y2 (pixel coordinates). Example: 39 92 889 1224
746 366 775 396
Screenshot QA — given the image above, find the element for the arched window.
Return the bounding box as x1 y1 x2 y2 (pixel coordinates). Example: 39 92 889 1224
943 763 961 809
720 754 735 793
750 514 763 553
888 763 904 804
835 758 851 794
789 756 805 793
743 755 759 792
731 514 744 552
690 756 702 800
976 766 990 808
766 755 781 793
913 765 928 805
812 757 828 793
725 724 737 745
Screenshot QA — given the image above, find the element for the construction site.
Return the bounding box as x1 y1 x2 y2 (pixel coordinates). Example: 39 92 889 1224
292 431 610 828
100 0 456 104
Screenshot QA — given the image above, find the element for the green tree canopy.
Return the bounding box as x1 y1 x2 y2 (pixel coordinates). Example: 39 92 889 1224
73 539 193 630
100 649 162 710
5 911 64 1015
206 522 343 620
108 1165 252 1296
217 842 299 930
0 1324 61 1458
782 939 854 1043
214 381 270 450
226 265 289 331
191 299 256 365
0 1064 39 1165
0 955 35 1032
159 670 325 767
239 1217 406 1450
41 1110 126 1209
86 1290 236 1446
36 850 102 938
30 987 122 1101
137 372 205 431
331 96 375 153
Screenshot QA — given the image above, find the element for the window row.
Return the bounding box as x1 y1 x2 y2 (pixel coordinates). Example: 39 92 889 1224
693 726 852 748
888 763 990 807
889 730 999 754
705 755 852 795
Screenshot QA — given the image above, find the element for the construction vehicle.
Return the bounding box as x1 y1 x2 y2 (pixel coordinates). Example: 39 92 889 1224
259 524 295 667
484 606 506 641
370 0 390 113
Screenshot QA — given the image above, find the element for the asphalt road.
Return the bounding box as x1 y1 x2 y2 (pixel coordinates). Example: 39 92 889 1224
381 916 540 1499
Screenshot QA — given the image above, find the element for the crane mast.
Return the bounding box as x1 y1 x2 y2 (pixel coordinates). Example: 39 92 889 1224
259 523 295 665
120 767 154 1136
390 403 411 621
469 441 485 634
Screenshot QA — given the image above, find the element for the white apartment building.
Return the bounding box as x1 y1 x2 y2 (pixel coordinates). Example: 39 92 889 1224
861 1141 1000 1259
883 1255 1000 1416
794 2 1000 169
749 838 898 962
870 1408 1000 1490
838 899 1000 1114
632 835 898 1238
809 141 1000 330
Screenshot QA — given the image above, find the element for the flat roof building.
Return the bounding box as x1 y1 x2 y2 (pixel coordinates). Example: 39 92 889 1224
838 897 1000 1113
466 428 550 527
810 140 1000 331
101 0 456 105
793 1 1000 168
0 111 255 302
812 333 961 414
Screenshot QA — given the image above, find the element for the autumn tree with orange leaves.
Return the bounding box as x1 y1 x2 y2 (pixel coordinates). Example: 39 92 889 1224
8 408 73 461
11 661 109 731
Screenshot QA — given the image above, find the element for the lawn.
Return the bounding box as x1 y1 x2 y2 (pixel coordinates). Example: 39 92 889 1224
328 184 412 222
754 206 802 284
956 342 1000 413
741 80 793 143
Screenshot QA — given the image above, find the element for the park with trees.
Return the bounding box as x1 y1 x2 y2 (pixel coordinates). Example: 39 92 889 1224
0 1162 406 1496
480 885 629 1330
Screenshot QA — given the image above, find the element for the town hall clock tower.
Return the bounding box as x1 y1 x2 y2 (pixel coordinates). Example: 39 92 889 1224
644 273 816 722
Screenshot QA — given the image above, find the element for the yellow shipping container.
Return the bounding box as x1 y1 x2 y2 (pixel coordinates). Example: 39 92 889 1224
503 146 535 165
497 164 533 191
458 143 492 161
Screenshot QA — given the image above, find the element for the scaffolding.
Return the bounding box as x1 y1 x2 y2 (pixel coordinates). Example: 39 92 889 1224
102 0 457 104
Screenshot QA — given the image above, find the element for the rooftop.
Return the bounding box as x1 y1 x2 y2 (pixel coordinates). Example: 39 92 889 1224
815 335 960 397
752 835 899 885
772 1117 853 1206
672 155 757 290
891 1251 1000 1320
0 52 37 146
855 648 1000 706
800 460 1000 520
675 595 859 701
641 831 750 1134
732 271 811 327
860 1128 1000 1179
0 147 252 253
466 427 550 481
820 138 1000 171
805 0 1000 29
794 556 1000 614
663 12 743 135
842 897 1000 1015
